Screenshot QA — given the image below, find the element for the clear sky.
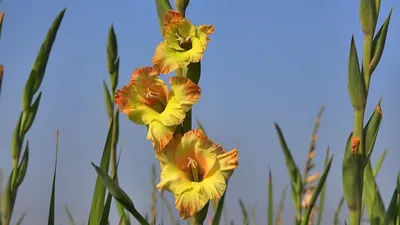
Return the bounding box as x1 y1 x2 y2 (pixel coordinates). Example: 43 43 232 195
1 0 400 224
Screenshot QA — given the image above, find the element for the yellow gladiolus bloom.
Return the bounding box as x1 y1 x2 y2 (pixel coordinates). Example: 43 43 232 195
156 129 239 219
152 10 214 74
115 66 201 152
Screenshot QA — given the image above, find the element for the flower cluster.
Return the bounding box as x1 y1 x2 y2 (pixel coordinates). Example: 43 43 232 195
114 10 239 219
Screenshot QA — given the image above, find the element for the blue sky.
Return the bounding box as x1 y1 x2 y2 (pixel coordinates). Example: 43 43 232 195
1 0 400 224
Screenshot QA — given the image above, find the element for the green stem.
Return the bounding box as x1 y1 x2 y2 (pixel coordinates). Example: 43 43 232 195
350 207 362 225
183 109 192 134
190 202 209 225
350 109 365 225
362 35 372 98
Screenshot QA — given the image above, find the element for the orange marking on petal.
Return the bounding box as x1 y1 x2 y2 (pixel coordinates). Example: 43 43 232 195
114 83 135 114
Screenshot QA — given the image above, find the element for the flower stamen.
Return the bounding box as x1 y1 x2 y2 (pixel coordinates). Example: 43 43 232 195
187 157 200 182
174 32 192 51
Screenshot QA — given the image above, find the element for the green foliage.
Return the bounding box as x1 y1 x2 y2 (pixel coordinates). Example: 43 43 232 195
47 131 60 225
91 163 149 225
0 8 66 225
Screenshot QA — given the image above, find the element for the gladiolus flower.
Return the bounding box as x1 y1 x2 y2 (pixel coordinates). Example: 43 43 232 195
115 66 201 152
156 129 239 219
152 10 214 74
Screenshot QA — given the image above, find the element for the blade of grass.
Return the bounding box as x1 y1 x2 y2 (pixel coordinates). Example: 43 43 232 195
212 184 228 225
268 169 273 225
372 149 387 177
47 130 59 225
333 196 345 225
0 65 3 99
396 171 400 225
316 147 330 225
274 123 303 224
301 156 334 225
88 119 114 225
238 199 249 225
100 148 123 225
65 205 76 225
160 190 176 225
250 206 257 225
15 212 26 225
275 184 288 225
383 187 398 225
91 163 149 225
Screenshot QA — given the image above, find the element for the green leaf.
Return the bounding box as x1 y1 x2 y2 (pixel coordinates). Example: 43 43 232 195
186 62 201 85
0 65 3 99
268 169 273 225
14 142 29 189
21 92 42 135
359 0 377 36
365 100 382 159
212 184 228 225
342 131 363 212
155 0 173 35
102 80 113 118
91 163 149 225
64 205 76 225
316 147 330 225
107 24 119 92
88 119 114 225
348 35 366 110
21 8 66 110
47 131 59 225
383 187 398 225
370 9 393 74
274 123 303 215
15 212 26 225
238 199 249 225
1 170 14 225
373 149 387 177
301 156 334 225
363 101 385 223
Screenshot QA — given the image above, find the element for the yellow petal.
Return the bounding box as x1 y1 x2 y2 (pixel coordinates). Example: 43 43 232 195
170 76 201 112
216 148 239 180
147 120 176 152
157 97 186 126
197 169 226 200
127 104 159 125
157 163 192 194
153 33 203 74
196 25 214 47
174 188 209 219
174 170 226 219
